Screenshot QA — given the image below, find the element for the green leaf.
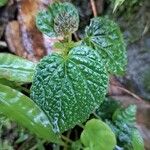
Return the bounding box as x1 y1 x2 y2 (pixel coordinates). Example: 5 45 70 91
0 78 20 89
36 2 79 38
84 17 127 75
96 98 120 120
81 119 116 150
31 45 108 133
131 129 144 150
113 105 137 125
0 53 36 83
0 84 61 144
113 0 126 12
0 0 8 7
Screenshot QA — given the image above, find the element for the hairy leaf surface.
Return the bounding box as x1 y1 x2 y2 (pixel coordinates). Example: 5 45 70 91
0 84 61 143
31 46 108 132
0 53 36 83
84 17 127 75
81 119 116 150
36 2 79 37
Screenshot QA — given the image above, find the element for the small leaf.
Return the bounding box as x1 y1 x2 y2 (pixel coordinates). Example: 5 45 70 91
113 105 137 125
0 0 8 7
31 45 108 133
36 2 79 38
0 84 61 144
81 119 116 150
84 17 127 75
107 105 141 149
0 53 36 83
131 129 144 150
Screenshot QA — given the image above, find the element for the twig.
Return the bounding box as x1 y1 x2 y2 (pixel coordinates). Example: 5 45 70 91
73 33 80 41
111 83 143 102
90 0 97 17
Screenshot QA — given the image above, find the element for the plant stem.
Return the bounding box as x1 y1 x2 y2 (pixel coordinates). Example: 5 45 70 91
69 34 72 42
90 0 97 17
61 135 73 144
21 86 30 94
78 123 85 129
93 112 101 119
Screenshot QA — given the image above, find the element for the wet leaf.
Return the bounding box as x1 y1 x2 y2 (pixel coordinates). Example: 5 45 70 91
0 53 36 83
36 2 79 38
0 84 61 144
84 17 127 75
31 45 108 133
81 119 116 150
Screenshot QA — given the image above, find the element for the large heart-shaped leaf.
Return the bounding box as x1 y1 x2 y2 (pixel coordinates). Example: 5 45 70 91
31 45 108 133
84 17 127 75
81 119 116 150
0 84 61 144
36 2 79 38
0 53 36 83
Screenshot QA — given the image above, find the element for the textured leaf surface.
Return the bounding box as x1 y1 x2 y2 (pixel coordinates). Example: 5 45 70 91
81 119 116 150
113 105 137 125
131 129 144 150
36 2 79 37
0 53 36 83
31 46 108 132
84 17 127 75
0 84 61 144
107 104 143 149
96 98 119 120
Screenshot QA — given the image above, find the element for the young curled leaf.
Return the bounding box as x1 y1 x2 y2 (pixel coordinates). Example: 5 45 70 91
84 17 127 75
31 45 108 133
36 2 79 38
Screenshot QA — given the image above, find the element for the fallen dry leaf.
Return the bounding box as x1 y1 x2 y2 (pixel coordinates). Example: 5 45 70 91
5 0 58 61
0 0 16 39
